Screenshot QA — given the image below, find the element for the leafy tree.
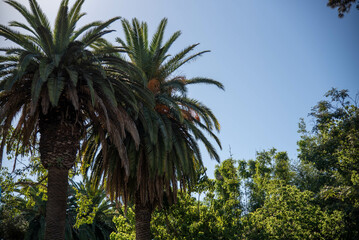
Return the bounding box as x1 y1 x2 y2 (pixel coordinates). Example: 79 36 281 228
292 160 324 196
110 206 136 240
0 0 142 238
85 18 223 240
0 134 45 240
0 168 29 240
152 192 221 240
208 158 242 238
239 149 294 212
242 182 345 240
297 88 359 238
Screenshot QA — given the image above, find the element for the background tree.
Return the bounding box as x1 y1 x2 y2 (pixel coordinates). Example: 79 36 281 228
0 167 29 240
238 149 294 212
297 88 359 238
209 158 242 238
242 182 345 240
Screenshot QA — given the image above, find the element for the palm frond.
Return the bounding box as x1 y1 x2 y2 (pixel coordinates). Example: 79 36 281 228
186 77 224 90
80 17 120 47
54 3 70 52
0 25 41 53
149 18 167 55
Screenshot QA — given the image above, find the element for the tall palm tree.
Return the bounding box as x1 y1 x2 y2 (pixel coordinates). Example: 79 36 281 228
84 18 223 240
0 0 144 238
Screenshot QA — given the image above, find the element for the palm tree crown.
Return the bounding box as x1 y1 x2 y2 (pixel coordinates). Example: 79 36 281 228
86 17 223 211
0 0 141 169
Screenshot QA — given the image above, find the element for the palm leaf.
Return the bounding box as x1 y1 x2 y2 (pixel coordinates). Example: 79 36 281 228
47 75 65 106
0 25 40 53
54 3 70 52
80 17 120 47
186 77 224 90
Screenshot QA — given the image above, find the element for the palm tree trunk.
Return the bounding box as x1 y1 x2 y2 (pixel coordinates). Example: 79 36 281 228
39 107 80 240
45 167 69 239
135 192 152 240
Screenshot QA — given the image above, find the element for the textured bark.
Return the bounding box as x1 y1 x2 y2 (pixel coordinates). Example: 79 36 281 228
44 167 69 240
135 192 153 240
39 107 80 170
39 106 80 240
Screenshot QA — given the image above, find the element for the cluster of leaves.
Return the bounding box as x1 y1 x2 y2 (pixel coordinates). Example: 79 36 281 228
109 207 136 240
0 167 29 239
243 183 344 240
327 0 359 17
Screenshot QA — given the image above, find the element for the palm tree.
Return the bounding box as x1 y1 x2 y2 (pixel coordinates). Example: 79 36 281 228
0 0 143 238
84 18 223 240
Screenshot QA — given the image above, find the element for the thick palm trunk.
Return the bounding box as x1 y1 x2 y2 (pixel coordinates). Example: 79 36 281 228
39 107 80 240
45 167 69 239
135 192 153 240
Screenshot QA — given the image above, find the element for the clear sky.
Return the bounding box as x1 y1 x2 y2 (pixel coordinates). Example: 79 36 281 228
0 0 358 177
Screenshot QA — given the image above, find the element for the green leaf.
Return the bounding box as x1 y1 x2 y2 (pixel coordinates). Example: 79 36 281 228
47 75 65 106
30 71 42 107
65 67 78 86
4 70 19 90
53 54 61 67
84 73 95 106
39 60 54 82
100 82 117 107
54 4 69 52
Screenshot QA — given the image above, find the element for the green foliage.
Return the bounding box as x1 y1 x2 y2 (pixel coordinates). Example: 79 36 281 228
0 168 28 239
152 193 222 240
110 207 136 240
68 179 117 240
0 206 28 240
239 148 294 212
73 183 99 229
242 182 345 240
209 159 242 238
297 89 359 238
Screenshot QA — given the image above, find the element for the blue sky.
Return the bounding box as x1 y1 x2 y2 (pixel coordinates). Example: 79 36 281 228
0 0 358 177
